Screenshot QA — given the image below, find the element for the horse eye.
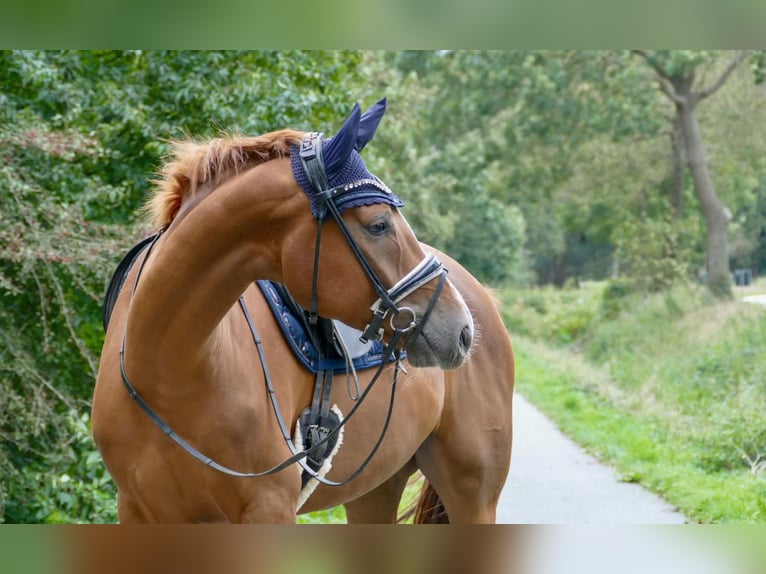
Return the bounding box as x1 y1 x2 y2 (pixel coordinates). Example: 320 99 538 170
367 220 390 236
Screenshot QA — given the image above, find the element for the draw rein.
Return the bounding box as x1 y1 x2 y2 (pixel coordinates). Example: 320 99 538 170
118 132 447 487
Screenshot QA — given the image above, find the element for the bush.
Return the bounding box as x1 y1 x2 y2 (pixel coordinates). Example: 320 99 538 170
500 282 603 344
599 278 635 319
0 50 366 523
693 386 766 474
547 305 596 344
613 213 700 292
3 411 117 524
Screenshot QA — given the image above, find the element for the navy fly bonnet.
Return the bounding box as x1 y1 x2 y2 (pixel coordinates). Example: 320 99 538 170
290 98 404 218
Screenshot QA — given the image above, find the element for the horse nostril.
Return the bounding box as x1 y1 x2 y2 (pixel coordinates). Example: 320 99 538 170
459 325 473 352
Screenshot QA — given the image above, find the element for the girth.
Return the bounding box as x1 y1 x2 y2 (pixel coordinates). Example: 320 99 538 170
258 280 355 486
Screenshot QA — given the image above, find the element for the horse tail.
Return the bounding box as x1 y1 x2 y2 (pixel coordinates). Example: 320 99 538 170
411 479 449 524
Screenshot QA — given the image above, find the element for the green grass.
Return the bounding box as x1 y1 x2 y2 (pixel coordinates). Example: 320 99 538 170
297 475 424 524
505 280 766 523
298 280 766 523
297 506 347 524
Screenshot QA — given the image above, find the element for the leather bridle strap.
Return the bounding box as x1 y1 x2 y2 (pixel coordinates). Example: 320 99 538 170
404 267 448 347
119 291 406 484
301 133 330 324
300 132 448 345
321 195 447 343
117 228 406 483
239 296 406 486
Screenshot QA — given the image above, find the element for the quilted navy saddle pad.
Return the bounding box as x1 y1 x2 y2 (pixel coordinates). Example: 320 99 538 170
256 280 400 375
101 234 399 375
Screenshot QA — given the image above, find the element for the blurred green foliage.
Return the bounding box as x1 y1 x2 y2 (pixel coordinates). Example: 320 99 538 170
614 214 702 292
2 50 766 522
0 50 362 523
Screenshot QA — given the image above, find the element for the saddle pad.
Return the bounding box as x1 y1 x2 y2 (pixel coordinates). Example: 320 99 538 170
256 280 400 375
102 236 401 375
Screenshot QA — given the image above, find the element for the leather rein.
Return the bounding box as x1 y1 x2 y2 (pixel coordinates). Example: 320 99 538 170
118 133 447 487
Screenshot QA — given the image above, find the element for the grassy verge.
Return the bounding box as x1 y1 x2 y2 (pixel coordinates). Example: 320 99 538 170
503 280 766 523
299 280 766 523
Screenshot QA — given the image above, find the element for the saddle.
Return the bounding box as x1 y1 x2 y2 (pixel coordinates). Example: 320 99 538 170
103 234 402 489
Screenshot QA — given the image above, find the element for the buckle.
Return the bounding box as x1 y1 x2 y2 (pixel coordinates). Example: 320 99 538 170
300 132 323 158
360 308 387 343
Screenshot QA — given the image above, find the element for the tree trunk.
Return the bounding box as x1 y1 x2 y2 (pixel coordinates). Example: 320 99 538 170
669 114 685 218
633 50 748 297
676 97 731 296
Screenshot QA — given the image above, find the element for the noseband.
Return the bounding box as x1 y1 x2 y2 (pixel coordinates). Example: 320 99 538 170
299 132 448 346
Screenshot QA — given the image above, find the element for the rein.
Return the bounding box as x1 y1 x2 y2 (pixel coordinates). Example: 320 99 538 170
118 230 406 485
116 132 448 489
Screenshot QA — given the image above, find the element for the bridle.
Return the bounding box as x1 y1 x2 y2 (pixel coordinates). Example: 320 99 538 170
117 132 449 488
299 131 448 345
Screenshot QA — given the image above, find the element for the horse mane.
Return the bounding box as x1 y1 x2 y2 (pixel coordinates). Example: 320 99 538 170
146 129 305 227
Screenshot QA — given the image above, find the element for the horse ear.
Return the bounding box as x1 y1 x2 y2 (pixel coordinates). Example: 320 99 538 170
355 97 387 151
324 103 361 175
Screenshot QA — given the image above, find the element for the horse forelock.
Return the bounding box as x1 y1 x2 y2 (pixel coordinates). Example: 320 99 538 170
145 129 306 228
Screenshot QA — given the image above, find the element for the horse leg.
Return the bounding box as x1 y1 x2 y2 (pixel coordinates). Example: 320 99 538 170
414 433 510 524
343 460 416 523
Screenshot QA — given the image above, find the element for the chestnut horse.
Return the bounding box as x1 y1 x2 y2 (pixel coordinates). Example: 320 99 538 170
93 99 514 523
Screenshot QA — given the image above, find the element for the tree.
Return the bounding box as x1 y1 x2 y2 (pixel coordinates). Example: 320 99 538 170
0 50 364 522
380 51 664 285
367 51 766 291
634 50 751 296
356 52 538 285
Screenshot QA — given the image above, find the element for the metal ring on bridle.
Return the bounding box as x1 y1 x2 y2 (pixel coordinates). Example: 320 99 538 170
390 307 417 332
299 132 446 346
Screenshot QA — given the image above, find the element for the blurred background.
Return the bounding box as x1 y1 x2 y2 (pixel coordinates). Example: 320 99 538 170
1 50 764 524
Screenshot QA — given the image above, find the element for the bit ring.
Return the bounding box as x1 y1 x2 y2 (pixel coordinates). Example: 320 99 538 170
390 307 417 332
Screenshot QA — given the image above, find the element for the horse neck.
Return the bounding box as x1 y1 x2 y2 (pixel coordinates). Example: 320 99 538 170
123 159 303 380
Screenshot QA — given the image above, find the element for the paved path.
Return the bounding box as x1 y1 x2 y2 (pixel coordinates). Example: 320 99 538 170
743 293 766 306
496 393 687 524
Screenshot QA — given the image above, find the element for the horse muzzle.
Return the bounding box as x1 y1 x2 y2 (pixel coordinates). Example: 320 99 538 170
402 280 474 370
406 318 474 370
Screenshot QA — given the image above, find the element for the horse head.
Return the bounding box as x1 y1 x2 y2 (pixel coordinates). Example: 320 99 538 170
282 99 474 370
